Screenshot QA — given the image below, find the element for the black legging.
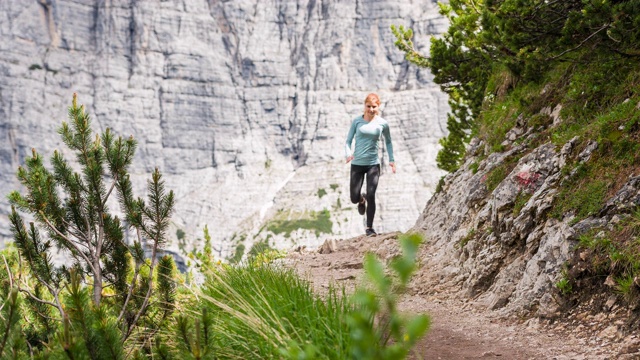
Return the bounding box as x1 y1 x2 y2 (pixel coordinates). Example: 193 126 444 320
350 164 380 228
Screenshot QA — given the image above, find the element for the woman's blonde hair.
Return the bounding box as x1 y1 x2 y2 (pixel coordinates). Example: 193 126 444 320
364 93 381 106
364 93 381 116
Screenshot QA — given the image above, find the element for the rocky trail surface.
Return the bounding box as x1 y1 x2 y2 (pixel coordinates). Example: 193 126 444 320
285 232 640 360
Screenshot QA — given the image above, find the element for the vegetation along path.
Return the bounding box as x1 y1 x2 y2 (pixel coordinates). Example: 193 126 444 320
286 232 633 359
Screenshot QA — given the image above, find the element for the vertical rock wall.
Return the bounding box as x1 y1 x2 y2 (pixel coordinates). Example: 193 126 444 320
0 0 449 255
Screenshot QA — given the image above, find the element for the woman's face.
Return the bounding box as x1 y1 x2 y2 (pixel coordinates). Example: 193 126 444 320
364 101 379 118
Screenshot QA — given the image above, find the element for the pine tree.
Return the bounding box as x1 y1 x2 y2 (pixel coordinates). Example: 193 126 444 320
6 93 177 356
392 1 640 172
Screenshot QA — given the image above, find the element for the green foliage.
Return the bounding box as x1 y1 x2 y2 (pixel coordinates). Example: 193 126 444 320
267 209 333 238
330 183 339 191
615 275 638 302
162 264 354 359
512 191 532 216
348 233 430 359
551 162 610 221
565 224 640 304
156 234 429 359
317 188 327 198
392 1 640 172
484 164 508 192
435 176 446 194
196 225 215 268
228 244 246 265
0 253 26 358
556 277 573 296
458 228 476 248
393 1 491 172
469 161 479 174
247 240 286 267
3 94 178 357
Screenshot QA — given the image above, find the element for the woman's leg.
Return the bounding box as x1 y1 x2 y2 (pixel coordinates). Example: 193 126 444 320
350 165 366 204
364 165 380 228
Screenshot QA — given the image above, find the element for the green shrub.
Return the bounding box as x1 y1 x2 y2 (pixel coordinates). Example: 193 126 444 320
485 164 508 192
615 275 637 301
170 264 353 359
4 94 178 357
556 277 572 295
459 228 476 248
267 209 333 237
435 176 446 194
348 233 430 359
513 191 532 216
469 161 479 174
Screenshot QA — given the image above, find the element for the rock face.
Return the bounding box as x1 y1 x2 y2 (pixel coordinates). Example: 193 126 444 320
412 111 640 317
0 1 449 255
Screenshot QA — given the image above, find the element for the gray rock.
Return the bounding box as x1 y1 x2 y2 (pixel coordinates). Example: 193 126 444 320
412 134 595 316
0 0 449 255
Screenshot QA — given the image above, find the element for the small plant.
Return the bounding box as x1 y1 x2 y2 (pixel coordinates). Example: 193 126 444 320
556 277 573 295
29 64 42 70
459 228 476 248
615 275 637 301
330 183 339 191
512 191 533 216
348 233 430 359
317 188 327 198
435 176 445 194
164 264 354 359
552 178 609 220
527 113 553 129
469 161 479 174
246 239 286 266
484 164 508 192
335 197 342 210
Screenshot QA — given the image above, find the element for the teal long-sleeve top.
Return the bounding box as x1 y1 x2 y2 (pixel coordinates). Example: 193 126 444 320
344 115 395 166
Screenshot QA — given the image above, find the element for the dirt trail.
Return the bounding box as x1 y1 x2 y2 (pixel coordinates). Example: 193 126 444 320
285 232 625 360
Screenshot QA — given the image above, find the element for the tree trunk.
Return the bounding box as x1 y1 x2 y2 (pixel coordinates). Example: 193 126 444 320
93 267 102 306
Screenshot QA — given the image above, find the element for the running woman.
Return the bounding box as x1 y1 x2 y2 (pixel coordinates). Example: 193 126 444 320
345 93 396 237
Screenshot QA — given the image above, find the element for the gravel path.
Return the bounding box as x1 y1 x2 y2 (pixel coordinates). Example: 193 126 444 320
285 232 637 359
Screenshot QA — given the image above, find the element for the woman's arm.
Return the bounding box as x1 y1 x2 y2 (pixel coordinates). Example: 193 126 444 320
345 119 357 162
383 122 396 173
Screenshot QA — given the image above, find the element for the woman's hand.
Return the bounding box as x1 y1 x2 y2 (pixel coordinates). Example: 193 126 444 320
390 162 396 174
346 155 354 164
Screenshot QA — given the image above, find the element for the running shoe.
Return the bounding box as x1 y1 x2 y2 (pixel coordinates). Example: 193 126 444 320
358 194 366 215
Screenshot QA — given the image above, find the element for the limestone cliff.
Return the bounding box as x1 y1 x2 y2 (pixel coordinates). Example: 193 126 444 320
0 1 449 256
412 108 640 318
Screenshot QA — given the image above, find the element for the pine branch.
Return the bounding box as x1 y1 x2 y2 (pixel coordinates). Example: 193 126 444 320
548 23 610 60
116 250 141 324
17 282 60 311
0 288 18 357
122 241 158 341
39 212 97 274
102 175 119 209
